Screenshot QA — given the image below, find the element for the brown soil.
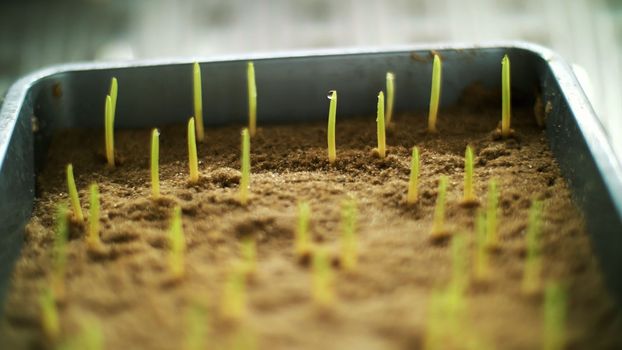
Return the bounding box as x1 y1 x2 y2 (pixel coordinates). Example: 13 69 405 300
1 95 621 349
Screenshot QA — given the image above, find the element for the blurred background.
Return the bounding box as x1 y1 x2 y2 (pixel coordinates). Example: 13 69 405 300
1 0 621 157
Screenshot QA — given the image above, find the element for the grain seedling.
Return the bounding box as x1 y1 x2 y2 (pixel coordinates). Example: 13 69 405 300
168 205 185 280
193 62 205 142
241 235 257 275
109 77 117 118
430 176 449 242
386 72 395 126
104 77 118 167
485 179 499 250
239 128 251 205
312 247 334 308
407 146 420 205
375 91 386 159
295 201 312 259
247 62 257 137
187 118 199 183
151 129 160 199
501 55 512 137
544 282 567 350
184 303 208 350
87 183 104 253
428 54 442 133
327 90 337 164
66 164 83 222
39 287 59 343
474 210 490 282
221 264 247 322
340 199 357 271
462 145 478 205
51 205 69 301
522 200 543 295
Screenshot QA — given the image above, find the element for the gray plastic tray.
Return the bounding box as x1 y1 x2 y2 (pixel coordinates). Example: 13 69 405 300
1 42 621 310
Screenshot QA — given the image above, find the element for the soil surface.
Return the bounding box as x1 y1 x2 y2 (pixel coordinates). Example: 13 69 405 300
1 94 622 349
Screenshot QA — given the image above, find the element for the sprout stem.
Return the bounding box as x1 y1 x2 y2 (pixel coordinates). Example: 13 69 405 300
187 118 199 183
451 233 468 296
104 95 114 167
51 205 69 301
66 164 84 222
87 183 103 252
39 287 60 343
295 201 312 259
501 55 512 137
462 145 478 204
340 199 357 271
109 77 117 121
376 91 386 159
247 62 257 137
312 247 334 308
522 200 543 294
474 210 490 282
184 304 207 350
239 128 251 205
485 179 499 250
386 72 395 126
407 146 420 205
168 205 185 280
430 176 449 241
151 129 160 199
544 282 566 350
193 62 205 142
241 235 257 275
327 90 337 163
221 264 246 321
428 54 442 133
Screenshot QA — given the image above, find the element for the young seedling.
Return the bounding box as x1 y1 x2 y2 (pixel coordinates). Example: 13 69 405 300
221 264 247 322
375 91 387 159
407 146 420 205
193 62 205 142
66 163 84 222
474 210 490 282
340 199 357 271
386 72 395 126
327 90 337 164
104 77 118 167
450 232 469 297
430 176 450 243
51 205 69 301
501 55 512 137
168 206 185 280
484 179 499 250
247 62 257 137
184 303 208 350
427 54 442 133
239 128 251 205
110 77 118 119
187 118 199 183
544 282 567 350
424 288 466 350
295 201 312 260
151 129 160 199
39 287 59 343
241 235 257 275
312 246 334 308
461 145 478 205
87 183 104 253
522 200 544 295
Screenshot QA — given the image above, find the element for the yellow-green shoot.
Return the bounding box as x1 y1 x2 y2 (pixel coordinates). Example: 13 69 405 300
312 247 334 308
247 62 257 137
501 55 512 137
184 304 208 350
241 235 257 275
110 77 118 120
151 129 160 199
544 282 566 350
187 118 199 183
450 233 469 297
462 145 478 205
221 264 247 322
407 146 420 205
485 179 499 250
474 210 490 282
61 319 104 350
239 128 251 205
51 205 69 301
428 54 442 133
424 288 466 350
376 91 386 159
522 200 543 295
104 95 114 167
386 72 395 126
193 62 205 142
340 199 357 271
430 176 449 242
168 206 185 280
87 183 104 253
66 163 83 222
295 201 312 259
39 287 59 343
327 90 337 164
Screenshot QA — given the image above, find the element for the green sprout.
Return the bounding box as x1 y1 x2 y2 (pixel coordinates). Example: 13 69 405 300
104 78 118 167
187 118 199 183
428 54 442 133
151 129 160 199
430 176 449 242
424 289 465 350
474 210 490 282
221 264 247 322
327 90 337 164
39 287 60 343
241 235 257 275
87 183 104 253
295 201 312 259
485 179 499 250
544 282 567 350
501 55 512 137
51 205 69 301
247 62 257 137
522 200 543 295
376 91 386 159
61 319 104 350
168 206 185 280
110 77 117 119
193 62 205 142
386 72 395 126
462 145 478 205
312 247 334 308
184 303 208 350
407 146 420 205
239 128 251 205
340 199 357 271
66 163 83 222
450 232 469 297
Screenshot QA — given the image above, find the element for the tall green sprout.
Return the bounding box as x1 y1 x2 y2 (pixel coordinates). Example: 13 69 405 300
168 206 185 280
187 118 199 183
522 200 543 294
327 90 337 164
104 78 117 167
87 183 104 253
376 91 386 159
501 55 512 137
39 287 59 343
462 145 477 204
151 129 160 199
295 201 312 259
247 62 257 137
239 128 251 205
544 282 567 350
430 176 449 242
386 72 395 126
66 164 83 222
407 146 420 205
428 54 442 133
340 199 357 271
193 62 205 142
